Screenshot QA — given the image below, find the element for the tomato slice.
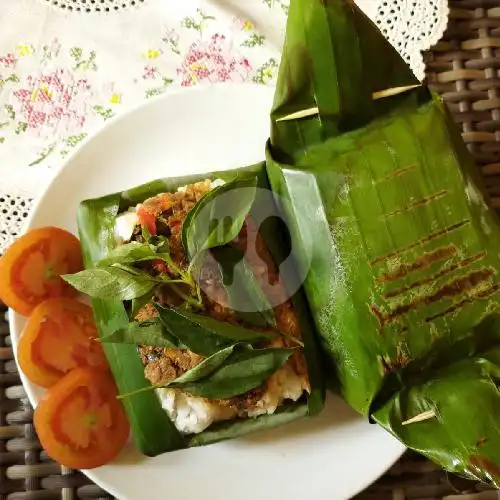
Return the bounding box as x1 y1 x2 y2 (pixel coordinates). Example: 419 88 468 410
34 367 130 469
17 298 108 388
137 204 157 236
136 193 173 236
0 227 83 316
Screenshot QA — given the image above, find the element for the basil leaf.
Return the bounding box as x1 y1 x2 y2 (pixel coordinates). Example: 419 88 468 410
62 266 156 300
96 242 156 267
169 345 236 385
212 246 277 329
100 318 180 348
182 176 258 260
172 347 295 399
155 304 276 357
97 240 173 271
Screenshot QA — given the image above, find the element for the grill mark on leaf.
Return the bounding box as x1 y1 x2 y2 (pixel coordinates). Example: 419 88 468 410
371 268 495 328
370 220 471 266
383 190 448 218
376 245 457 284
377 164 418 183
425 282 500 323
383 252 486 299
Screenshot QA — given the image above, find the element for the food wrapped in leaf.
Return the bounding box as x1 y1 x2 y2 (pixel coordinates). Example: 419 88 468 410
265 0 500 486
66 163 324 456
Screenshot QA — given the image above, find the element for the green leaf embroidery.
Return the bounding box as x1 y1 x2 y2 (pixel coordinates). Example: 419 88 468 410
181 8 215 32
62 266 156 300
100 317 179 348
70 47 83 61
181 176 258 260
28 142 56 166
93 105 114 120
172 347 295 399
72 48 97 71
145 78 174 99
252 58 279 85
241 34 266 48
4 104 15 120
155 304 276 357
15 122 27 135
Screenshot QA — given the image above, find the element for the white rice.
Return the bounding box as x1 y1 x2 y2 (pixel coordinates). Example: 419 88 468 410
156 364 306 434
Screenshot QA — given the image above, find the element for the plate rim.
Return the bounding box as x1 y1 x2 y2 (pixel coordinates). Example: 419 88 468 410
8 82 406 500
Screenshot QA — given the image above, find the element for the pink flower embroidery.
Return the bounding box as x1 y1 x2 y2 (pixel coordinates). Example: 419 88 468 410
143 65 159 80
10 69 91 135
177 34 252 87
0 53 17 68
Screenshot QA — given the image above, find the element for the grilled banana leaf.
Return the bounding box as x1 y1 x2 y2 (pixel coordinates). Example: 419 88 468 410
266 0 500 486
77 163 324 456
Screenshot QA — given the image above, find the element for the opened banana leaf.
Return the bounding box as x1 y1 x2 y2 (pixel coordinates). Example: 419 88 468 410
266 0 500 486
77 163 324 456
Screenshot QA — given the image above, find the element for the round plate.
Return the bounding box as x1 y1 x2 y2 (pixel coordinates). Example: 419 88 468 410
9 83 405 500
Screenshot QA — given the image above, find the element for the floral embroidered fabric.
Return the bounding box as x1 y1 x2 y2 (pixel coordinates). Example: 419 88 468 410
0 0 449 252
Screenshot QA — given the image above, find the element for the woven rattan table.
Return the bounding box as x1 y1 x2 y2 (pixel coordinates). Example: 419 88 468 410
2 1 500 498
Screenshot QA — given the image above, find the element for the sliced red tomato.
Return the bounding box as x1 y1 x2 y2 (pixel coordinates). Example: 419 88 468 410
17 298 108 388
137 204 157 236
0 227 83 316
137 193 172 236
34 367 130 470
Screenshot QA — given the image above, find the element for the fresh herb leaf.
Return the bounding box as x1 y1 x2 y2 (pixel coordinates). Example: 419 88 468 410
62 266 156 300
171 345 236 384
96 240 175 273
155 304 277 357
96 241 156 267
100 317 180 348
212 246 277 329
182 176 258 260
172 347 295 399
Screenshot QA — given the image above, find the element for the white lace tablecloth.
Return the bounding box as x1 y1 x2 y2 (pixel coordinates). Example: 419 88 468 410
0 0 449 252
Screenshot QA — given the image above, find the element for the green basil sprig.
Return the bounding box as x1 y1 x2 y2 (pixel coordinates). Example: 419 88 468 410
62 266 157 301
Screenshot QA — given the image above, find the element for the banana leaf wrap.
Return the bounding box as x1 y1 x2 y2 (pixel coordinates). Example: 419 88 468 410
76 162 324 456
265 0 500 486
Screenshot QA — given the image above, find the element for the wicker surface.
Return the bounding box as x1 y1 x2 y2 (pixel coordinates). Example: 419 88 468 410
2 0 500 498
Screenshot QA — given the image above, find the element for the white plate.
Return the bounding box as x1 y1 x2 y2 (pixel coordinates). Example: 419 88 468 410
9 83 405 500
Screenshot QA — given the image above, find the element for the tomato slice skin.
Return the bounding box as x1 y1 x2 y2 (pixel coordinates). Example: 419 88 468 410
17 298 109 388
34 367 130 470
0 227 83 316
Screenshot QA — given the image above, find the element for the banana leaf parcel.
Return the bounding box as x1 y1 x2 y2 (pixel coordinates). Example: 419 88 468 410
265 0 500 487
71 163 324 456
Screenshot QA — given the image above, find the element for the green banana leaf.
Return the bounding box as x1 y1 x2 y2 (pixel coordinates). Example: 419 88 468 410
266 0 500 486
77 162 324 456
